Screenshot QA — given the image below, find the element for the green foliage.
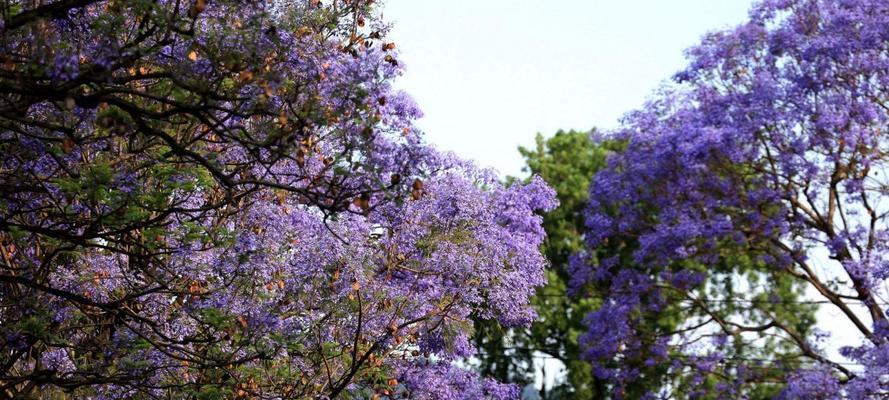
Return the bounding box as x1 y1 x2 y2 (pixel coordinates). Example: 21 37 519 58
474 129 606 398
519 130 608 266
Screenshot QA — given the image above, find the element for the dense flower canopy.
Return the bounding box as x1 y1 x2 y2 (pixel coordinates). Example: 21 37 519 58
0 1 555 398
574 0 889 397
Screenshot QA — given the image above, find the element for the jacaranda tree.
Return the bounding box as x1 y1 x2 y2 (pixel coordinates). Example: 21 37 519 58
573 0 889 398
0 1 555 398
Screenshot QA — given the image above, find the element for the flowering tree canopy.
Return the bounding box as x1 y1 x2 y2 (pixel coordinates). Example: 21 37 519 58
574 0 889 398
0 1 555 398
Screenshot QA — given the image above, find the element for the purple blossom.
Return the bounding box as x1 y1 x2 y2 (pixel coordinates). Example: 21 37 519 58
575 0 889 396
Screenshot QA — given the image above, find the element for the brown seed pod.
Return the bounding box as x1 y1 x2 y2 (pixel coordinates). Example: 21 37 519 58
188 0 207 18
411 179 424 200
62 137 75 154
295 148 306 167
353 193 371 212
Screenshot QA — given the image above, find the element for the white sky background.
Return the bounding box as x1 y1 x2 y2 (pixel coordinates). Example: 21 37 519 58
383 0 758 178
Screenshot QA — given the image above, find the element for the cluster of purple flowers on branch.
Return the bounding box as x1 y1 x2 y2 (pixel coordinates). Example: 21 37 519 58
0 1 555 398
573 0 889 398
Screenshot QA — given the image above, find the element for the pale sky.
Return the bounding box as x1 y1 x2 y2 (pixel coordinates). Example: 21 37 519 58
383 0 758 177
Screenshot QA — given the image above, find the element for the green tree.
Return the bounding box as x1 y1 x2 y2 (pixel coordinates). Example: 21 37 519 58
474 129 606 398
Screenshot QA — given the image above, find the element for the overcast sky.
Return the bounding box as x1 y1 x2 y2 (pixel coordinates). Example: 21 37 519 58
383 0 758 177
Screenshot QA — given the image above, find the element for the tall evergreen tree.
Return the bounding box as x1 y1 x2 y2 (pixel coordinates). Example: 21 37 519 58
474 130 607 399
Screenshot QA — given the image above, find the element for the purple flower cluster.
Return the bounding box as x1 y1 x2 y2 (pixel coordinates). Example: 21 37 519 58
0 1 554 398
576 0 889 397
396 361 520 399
